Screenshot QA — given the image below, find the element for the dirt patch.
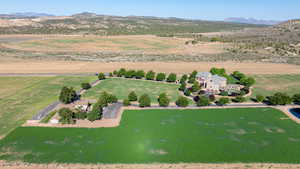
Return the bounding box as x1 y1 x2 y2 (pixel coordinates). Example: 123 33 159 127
149 149 168 155
264 127 286 133
1 61 300 74
227 129 247 135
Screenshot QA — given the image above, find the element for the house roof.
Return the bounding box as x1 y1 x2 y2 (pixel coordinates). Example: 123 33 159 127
196 72 227 83
212 75 227 83
196 72 211 79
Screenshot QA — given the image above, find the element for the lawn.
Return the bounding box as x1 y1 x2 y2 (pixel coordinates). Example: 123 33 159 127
1 108 300 164
252 74 300 97
0 76 97 137
82 78 181 102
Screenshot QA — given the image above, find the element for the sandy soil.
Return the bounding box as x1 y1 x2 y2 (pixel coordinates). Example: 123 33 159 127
1 161 300 169
1 61 300 74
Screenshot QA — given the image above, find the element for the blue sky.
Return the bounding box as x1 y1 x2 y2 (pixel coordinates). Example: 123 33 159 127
1 0 299 21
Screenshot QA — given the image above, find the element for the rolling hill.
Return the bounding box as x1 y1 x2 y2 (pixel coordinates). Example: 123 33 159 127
0 12 262 35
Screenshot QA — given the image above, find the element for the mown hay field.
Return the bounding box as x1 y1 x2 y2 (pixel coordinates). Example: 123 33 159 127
0 76 97 137
1 108 300 163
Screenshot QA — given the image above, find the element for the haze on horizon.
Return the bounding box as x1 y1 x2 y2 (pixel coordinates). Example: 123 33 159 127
0 0 299 21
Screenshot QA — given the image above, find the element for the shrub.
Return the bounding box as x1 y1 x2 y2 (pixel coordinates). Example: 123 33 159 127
184 89 191 96
58 108 75 124
128 91 138 101
210 68 226 77
166 73 177 83
113 70 118 76
232 71 246 81
217 97 230 106
293 94 300 104
88 101 103 122
139 94 151 107
146 71 156 80
188 77 195 84
108 94 118 103
209 95 216 102
191 81 201 92
118 68 126 77
98 73 106 80
135 70 145 79
197 96 211 107
81 83 91 90
156 73 166 81
240 77 256 87
87 110 101 122
59 86 78 104
211 37 221 42
232 96 246 103
99 91 110 105
158 93 170 107
123 99 131 106
176 96 189 107
256 95 265 103
268 93 292 105
124 70 136 78
74 109 87 120
190 70 198 78
179 82 186 91
220 91 229 96
180 74 188 83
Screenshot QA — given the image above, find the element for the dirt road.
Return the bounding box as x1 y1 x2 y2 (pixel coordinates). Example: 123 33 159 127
1 61 300 74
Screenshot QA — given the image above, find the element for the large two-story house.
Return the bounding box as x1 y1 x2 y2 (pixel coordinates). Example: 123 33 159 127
196 72 241 94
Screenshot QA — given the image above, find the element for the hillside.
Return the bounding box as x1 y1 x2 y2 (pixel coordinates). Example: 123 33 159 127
208 19 300 64
0 12 262 35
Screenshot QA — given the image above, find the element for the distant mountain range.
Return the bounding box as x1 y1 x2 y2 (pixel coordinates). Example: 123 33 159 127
0 12 54 19
225 17 281 25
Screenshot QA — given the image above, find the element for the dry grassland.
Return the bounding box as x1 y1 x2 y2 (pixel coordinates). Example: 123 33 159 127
1 35 227 55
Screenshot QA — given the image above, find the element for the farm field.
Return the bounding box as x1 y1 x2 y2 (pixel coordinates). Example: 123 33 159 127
82 78 181 102
1 108 300 164
252 74 300 97
0 76 97 138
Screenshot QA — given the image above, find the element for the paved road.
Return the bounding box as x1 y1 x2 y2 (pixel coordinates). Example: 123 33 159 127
32 101 60 120
129 103 271 109
103 103 123 119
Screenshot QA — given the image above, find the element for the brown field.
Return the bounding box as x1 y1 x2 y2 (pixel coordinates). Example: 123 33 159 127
1 34 227 55
0 60 300 74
